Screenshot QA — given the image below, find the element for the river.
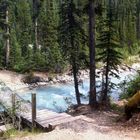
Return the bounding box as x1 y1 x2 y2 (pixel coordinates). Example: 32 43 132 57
19 67 138 112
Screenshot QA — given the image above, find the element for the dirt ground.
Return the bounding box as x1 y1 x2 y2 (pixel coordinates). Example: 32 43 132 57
9 110 140 140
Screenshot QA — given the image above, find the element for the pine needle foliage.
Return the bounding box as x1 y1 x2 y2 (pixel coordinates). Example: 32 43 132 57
59 0 87 105
97 0 123 104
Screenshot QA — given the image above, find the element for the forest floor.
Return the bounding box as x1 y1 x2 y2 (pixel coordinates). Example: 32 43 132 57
1 70 140 140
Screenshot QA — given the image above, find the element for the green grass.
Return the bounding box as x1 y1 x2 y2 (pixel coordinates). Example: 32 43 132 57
1 128 42 139
110 101 125 114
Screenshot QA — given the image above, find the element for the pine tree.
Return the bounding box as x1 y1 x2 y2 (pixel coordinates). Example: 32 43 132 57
10 30 22 71
59 0 86 105
97 0 122 106
136 0 140 40
88 0 97 107
7 2 20 71
38 0 64 72
0 0 5 67
33 0 41 50
0 0 10 67
15 0 32 57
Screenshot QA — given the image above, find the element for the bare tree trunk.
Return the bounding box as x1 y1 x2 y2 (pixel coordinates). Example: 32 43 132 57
34 18 38 50
89 0 97 107
5 9 10 67
136 14 140 40
33 0 39 50
136 1 140 40
102 58 109 105
72 58 81 105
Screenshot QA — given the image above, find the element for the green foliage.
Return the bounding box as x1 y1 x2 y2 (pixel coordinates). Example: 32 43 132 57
2 128 41 139
2 128 20 139
59 0 88 67
37 0 64 72
59 0 88 105
15 0 32 57
110 102 124 113
97 0 122 102
120 75 140 99
0 0 139 73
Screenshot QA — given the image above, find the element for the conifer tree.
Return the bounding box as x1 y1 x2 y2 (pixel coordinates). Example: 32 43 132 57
0 0 6 67
59 0 86 105
0 0 10 67
15 0 32 57
97 0 122 105
8 1 23 71
38 0 64 72
33 0 41 50
88 0 97 107
136 0 140 40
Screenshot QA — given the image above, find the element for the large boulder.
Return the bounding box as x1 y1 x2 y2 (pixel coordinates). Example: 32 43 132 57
22 73 43 84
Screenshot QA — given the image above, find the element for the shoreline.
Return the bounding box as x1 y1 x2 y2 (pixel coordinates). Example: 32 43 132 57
0 63 140 93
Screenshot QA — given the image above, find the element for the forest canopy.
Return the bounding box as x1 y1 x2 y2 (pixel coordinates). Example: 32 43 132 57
0 0 139 73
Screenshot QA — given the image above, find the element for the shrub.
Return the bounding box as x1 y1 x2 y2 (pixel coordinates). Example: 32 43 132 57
120 74 140 99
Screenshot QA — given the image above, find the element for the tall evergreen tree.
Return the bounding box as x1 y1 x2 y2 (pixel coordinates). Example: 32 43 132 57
33 0 41 50
0 0 10 67
8 1 23 71
59 0 86 105
0 0 5 67
97 0 122 105
136 0 140 40
88 0 97 107
15 0 32 57
38 0 64 72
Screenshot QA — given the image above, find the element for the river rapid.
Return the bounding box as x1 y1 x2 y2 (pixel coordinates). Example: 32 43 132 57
19 64 140 112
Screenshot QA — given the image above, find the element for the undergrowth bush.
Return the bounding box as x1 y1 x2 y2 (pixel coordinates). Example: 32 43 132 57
120 74 140 99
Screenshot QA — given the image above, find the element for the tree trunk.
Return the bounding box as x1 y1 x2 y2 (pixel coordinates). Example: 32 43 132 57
102 0 111 106
88 0 97 106
33 0 39 50
136 1 140 40
68 0 81 105
34 18 38 50
72 59 81 105
102 58 109 105
5 9 10 67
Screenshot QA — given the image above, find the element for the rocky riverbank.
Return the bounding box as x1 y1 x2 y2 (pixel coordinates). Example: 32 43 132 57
0 69 90 92
0 62 140 92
